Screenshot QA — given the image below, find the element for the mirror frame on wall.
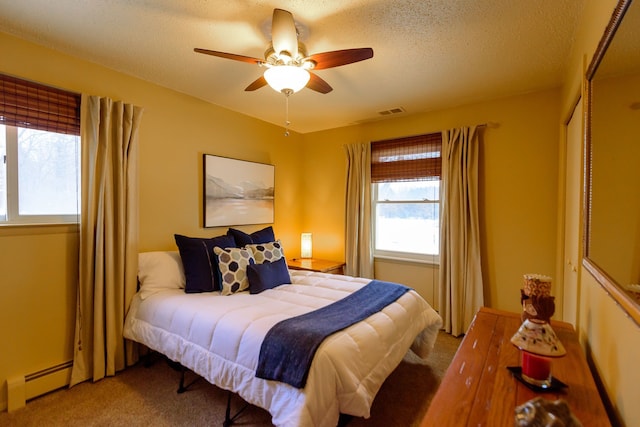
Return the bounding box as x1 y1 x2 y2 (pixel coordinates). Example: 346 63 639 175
583 0 640 326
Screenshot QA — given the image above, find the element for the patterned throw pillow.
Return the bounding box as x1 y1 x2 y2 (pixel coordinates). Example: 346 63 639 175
246 240 286 264
213 246 255 295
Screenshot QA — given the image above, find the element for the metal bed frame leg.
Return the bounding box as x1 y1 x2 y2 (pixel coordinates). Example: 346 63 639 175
223 391 249 427
176 366 200 394
171 360 249 426
141 351 157 368
338 413 354 426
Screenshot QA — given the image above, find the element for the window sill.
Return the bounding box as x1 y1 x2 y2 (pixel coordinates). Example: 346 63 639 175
0 222 79 236
374 255 440 267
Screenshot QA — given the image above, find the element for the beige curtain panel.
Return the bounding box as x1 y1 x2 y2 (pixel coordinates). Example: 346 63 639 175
344 143 374 278
70 95 143 387
439 126 484 337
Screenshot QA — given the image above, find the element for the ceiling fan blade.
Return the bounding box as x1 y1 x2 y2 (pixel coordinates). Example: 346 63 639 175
308 48 374 70
271 8 298 58
194 48 262 65
245 76 268 91
307 72 333 94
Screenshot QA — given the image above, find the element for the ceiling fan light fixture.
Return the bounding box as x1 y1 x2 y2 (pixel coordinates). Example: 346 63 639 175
264 65 310 94
277 50 293 64
302 59 316 70
195 8 373 98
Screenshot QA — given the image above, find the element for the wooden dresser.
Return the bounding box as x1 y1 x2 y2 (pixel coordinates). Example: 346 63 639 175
421 307 611 426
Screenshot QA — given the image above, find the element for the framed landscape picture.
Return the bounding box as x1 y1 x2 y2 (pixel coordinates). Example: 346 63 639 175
203 154 275 227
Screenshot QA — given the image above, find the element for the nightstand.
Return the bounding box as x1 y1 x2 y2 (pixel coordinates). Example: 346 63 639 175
287 258 345 275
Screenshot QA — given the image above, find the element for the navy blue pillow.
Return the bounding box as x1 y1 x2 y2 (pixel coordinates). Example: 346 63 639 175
247 257 291 294
227 226 275 247
174 234 236 292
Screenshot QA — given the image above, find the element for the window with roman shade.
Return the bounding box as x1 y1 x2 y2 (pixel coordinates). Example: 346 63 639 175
0 73 81 223
371 132 443 261
0 73 81 135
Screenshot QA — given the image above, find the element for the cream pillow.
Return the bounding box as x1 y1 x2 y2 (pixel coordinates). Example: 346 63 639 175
138 251 186 299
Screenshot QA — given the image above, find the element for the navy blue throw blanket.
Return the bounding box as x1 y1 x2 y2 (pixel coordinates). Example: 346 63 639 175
255 280 411 388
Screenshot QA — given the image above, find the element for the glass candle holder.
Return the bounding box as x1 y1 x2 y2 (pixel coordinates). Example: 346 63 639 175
521 351 552 388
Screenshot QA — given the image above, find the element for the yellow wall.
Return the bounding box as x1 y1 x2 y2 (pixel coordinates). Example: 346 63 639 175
0 31 303 411
301 89 562 313
375 260 440 310
579 273 640 426
0 225 78 409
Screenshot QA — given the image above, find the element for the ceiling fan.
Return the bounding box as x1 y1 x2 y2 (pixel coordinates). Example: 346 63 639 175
194 8 374 95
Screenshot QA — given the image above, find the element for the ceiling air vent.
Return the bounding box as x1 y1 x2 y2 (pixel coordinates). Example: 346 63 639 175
378 107 406 116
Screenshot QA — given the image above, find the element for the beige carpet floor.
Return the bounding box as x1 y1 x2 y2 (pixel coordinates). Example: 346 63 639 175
0 332 461 427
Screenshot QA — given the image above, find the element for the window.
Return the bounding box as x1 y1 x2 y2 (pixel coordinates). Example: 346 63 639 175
371 133 442 262
0 74 81 224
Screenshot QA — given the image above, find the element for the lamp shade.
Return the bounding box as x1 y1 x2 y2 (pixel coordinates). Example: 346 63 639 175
510 319 566 357
264 66 310 93
301 233 312 258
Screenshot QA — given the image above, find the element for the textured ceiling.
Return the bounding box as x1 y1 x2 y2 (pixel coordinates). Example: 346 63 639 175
0 0 584 133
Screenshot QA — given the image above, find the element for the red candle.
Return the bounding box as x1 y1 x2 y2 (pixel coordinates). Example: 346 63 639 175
521 351 551 383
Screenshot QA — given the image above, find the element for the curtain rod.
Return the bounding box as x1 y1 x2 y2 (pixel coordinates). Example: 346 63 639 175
478 122 499 129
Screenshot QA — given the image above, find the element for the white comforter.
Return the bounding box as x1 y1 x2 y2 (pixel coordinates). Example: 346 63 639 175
123 270 443 427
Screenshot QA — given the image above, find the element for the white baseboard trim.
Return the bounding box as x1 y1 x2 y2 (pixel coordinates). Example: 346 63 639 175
6 361 72 412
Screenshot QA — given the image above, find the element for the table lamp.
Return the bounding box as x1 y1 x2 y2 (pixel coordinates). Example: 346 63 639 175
301 233 312 258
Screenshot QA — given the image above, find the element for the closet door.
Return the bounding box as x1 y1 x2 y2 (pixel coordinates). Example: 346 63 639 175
562 98 583 326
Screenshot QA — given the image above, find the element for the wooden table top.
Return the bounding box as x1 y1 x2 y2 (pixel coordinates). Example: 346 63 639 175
421 307 611 426
287 258 345 273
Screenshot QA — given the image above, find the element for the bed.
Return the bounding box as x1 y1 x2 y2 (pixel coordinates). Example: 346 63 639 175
123 246 442 427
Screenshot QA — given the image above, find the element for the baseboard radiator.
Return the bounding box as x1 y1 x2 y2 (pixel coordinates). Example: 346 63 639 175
7 361 73 412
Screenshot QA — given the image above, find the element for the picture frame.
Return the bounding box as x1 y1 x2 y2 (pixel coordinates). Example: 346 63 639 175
203 154 275 228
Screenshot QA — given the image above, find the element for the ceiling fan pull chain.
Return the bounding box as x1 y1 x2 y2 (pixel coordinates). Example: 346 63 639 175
284 91 291 136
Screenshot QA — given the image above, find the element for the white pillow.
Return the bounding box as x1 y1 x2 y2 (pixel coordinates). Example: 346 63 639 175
138 251 186 299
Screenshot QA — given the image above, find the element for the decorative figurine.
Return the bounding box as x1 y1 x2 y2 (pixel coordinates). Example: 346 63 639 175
515 397 582 426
